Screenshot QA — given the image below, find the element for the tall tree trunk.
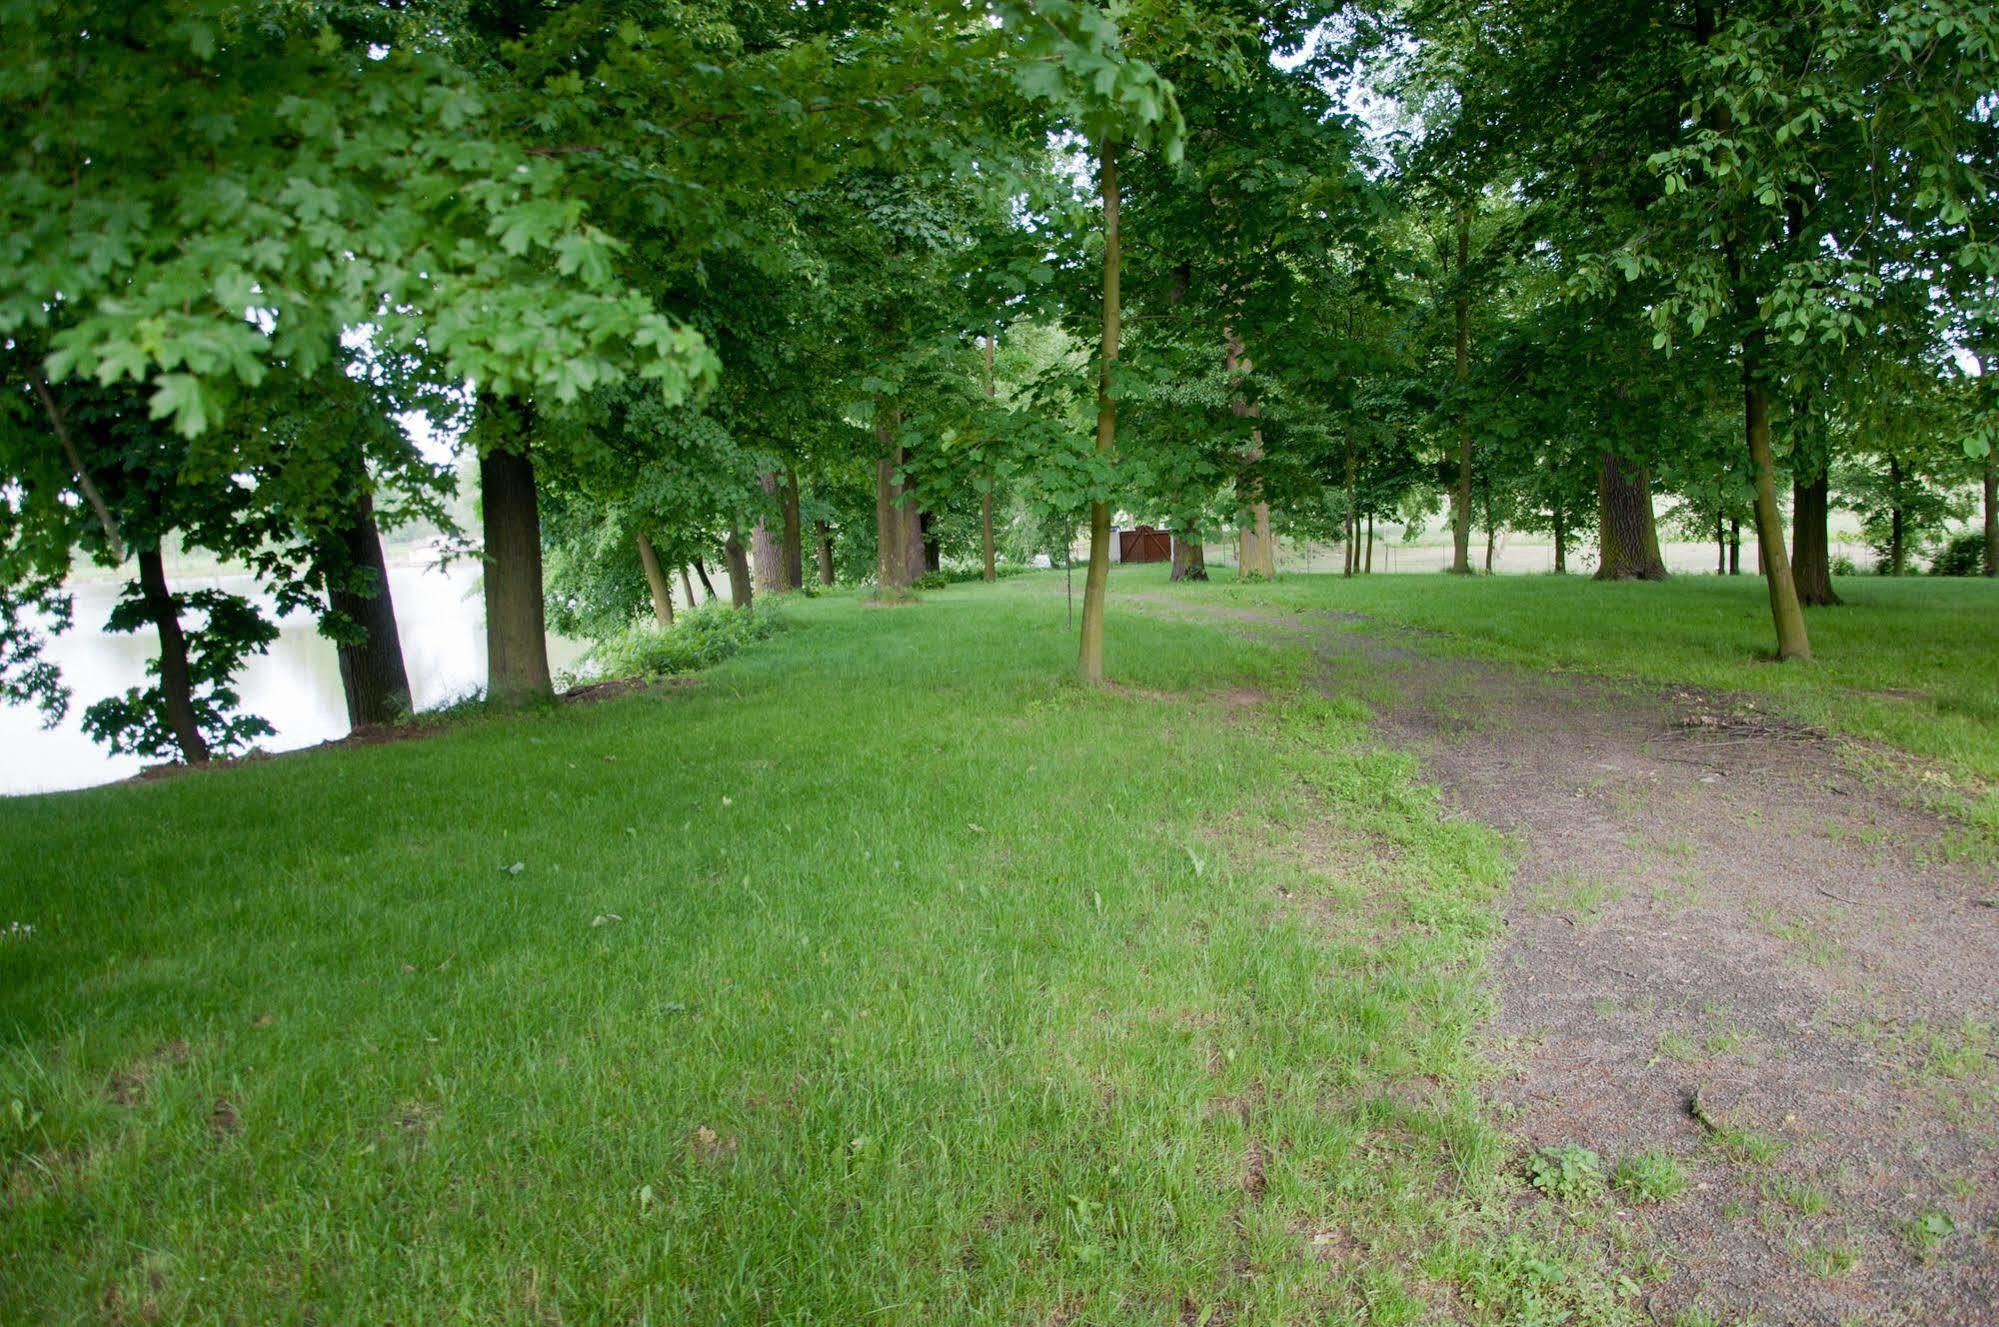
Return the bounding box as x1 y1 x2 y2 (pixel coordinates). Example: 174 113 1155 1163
1729 519 1741 575
679 565 696 607
1790 469 1840 606
874 401 911 596
780 470 804 591
1743 363 1810 659
694 557 717 601
1078 139 1119 682
329 490 413 727
137 544 210 764
1365 512 1374 573
815 520 836 586
1985 449 1997 578
1553 502 1568 574
1593 450 1669 581
1717 508 1727 575
1170 531 1207 582
981 334 999 583
1343 442 1357 578
752 471 784 596
1887 453 1906 576
636 531 674 625
1450 204 1474 575
723 528 753 609
479 428 552 705
1228 331 1276 580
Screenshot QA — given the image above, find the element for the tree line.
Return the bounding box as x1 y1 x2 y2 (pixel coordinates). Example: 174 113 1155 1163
3 0 1995 765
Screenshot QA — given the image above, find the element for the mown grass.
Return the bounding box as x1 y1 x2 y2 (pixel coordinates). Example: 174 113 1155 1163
0 582 1627 1324
1145 566 1999 829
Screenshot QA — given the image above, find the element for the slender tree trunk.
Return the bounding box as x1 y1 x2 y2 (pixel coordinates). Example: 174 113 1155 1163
723 528 753 609
1743 361 1810 659
1170 532 1207 582
1887 453 1906 576
694 557 717 601
1717 508 1727 575
1593 450 1669 581
636 531 675 625
137 544 210 764
1485 520 1496 574
328 490 412 727
1078 139 1119 682
1228 331 1276 580
982 334 998 583
780 470 804 591
1365 511 1374 574
1729 519 1741 575
752 472 784 596
1553 502 1568 574
479 426 552 705
679 565 696 607
1985 449 1997 578
1790 468 1840 606
815 520 836 586
1343 443 1357 578
1451 204 1474 575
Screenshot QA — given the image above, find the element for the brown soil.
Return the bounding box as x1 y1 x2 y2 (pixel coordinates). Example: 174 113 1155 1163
1138 594 1999 1326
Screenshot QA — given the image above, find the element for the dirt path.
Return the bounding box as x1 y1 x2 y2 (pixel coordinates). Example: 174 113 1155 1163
1137 594 1999 1326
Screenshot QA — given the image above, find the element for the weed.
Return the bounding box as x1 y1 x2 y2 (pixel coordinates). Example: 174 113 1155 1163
1613 1150 1691 1203
1526 1143 1606 1202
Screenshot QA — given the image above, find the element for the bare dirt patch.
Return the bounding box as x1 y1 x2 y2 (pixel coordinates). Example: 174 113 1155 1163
1137 592 1999 1326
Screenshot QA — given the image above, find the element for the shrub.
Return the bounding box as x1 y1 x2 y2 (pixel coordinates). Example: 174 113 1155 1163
1929 529 1986 577
1829 553 1859 577
588 601 781 681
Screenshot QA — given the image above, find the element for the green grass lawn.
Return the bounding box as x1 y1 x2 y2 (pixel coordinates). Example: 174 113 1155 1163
1147 566 1999 829
0 582 1622 1325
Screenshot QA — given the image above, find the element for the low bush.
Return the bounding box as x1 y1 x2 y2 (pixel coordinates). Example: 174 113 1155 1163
588 601 782 680
1929 529 1986 577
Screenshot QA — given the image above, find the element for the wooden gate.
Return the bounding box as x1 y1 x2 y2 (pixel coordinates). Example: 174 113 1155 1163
1119 525 1172 563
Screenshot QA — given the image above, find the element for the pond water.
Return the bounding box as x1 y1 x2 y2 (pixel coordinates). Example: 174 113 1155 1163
0 556 606 798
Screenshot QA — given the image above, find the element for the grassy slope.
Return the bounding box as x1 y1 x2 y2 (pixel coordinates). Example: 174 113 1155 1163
0 583 1619 1325
1158 567 1999 827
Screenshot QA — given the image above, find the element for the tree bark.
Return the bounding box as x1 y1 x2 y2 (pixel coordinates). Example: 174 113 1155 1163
1717 508 1727 575
723 528 754 609
1170 532 1208 581
1553 503 1568 574
679 565 696 607
780 470 804 591
1079 139 1119 682
1729 518 1741 575
479 427 553 705
1343 442 1358 578
1451 204 1474 575
137 544 210 764
752 471 783 597
1790 469 1840 606
636 531 675 625
329 489 413 727
694 557 717 601
1593 450 1669 581
1743 366 1811 659
815 520 836 586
